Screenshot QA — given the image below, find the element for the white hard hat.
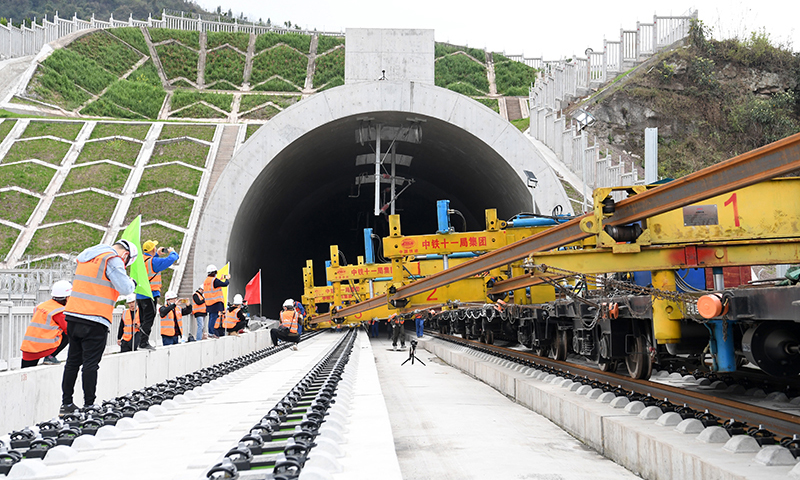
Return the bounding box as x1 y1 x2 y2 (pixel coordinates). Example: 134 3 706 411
125 293 137 303
51 280 72 298
283 298 294 308
116 239 138 267
233 294 243 304
165 291 178 300
207 264 218 274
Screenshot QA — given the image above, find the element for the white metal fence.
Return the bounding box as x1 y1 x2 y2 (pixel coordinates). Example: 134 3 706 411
0 302 123 371
527 12 695 197
0 10 343 60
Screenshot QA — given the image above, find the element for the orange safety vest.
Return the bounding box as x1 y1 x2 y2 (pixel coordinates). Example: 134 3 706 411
203 276 223 307
224 306 241 330
280 309 299 335
389 314 404 325
66 251 120 324
192 292 206 315
160 306 183 337
121 308 140 342
144 255 162 293
20 300 65 354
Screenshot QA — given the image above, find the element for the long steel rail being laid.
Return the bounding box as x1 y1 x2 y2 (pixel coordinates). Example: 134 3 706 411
315 132 800 323
428 332 800 440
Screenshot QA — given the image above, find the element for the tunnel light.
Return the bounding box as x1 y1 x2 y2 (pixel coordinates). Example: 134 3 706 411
524 170 538 189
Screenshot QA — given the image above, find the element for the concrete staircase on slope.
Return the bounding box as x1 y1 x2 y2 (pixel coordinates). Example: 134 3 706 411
505 97 522 121
177 124 240 298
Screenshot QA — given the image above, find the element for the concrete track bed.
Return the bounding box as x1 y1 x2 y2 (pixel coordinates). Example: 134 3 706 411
422 337 800 480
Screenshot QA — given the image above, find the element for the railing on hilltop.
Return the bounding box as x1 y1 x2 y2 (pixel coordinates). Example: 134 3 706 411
527 12 695 197
0 10 343 60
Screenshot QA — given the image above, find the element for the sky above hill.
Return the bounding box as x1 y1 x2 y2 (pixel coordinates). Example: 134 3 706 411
194 0 798 59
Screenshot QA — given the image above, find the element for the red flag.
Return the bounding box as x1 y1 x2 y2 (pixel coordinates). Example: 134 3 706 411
244 270 261 305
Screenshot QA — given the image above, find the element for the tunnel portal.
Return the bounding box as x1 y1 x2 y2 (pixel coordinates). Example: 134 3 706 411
194 81 571 315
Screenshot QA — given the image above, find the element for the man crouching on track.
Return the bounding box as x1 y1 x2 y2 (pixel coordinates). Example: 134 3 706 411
271 299 300 350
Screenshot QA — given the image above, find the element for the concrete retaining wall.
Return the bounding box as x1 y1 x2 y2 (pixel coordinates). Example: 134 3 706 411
422 339 798 480
0 330 272 436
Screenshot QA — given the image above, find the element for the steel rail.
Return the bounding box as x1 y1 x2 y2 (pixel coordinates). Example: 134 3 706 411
430 332 800 438
312 132 800 323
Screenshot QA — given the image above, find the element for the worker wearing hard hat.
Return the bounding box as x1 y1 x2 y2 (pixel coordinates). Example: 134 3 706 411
159 291 192 346
271 299 301 350
61 240 136 416
117 294 140 352
222 294 248 336
137 240 179 351
20 280 72 368
203 264 230 338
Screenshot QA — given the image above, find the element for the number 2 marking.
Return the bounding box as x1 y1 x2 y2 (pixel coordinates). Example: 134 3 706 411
724 193 740 227
426 288 438 301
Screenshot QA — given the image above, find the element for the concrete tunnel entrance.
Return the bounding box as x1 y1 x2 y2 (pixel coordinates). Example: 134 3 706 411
194 81 572 316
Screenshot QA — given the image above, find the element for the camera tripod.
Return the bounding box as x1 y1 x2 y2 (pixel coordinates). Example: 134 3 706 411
401 339 426 366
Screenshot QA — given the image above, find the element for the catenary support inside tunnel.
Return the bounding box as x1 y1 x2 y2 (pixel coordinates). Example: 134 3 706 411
194 81 572 314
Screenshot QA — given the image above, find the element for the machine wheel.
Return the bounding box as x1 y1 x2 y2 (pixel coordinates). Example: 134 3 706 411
551 330 568 361
625 335 652 379
597 359 617 372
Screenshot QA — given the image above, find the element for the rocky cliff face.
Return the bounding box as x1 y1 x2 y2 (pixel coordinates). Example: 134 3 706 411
576 41 800 178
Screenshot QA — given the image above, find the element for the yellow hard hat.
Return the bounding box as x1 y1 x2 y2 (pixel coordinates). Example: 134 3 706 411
142 240 158 252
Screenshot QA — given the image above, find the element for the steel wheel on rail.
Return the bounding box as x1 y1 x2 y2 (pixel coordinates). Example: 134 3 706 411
551 330 568 361
597 359 617 372
625 335 653 379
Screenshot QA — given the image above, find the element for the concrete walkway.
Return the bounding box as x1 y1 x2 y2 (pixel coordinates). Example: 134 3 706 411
372 332 639 480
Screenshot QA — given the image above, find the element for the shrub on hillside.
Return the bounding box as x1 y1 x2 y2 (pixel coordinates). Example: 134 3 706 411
251 45 308 87
435 53 488 93
494 58 538 96
207 31 250 51
67 30 142 76
149 28 200 49
728 91 799 148
436 43 485 63
314 48 344 87
129 60 162 87
155 43 199 81
255 32 311 53
108 27 149 55
204 47 245 86
94 80 167 119
40 48 117 95
317 35 344 53
253 78 301 92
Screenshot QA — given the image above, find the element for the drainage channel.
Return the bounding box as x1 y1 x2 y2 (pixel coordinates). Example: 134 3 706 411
428 331 800 448
0 331 323 477
207 329 357 479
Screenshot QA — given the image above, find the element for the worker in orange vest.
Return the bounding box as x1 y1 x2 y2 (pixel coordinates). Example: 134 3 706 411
137 240 179 350
223 294 247 336
20 280 72 368
203 264 230 338
271 298 300 350
159 291 191 346
369 317 379 338
117 294 140 352
192 286 207 340
61 240 136 416
390 313 406 351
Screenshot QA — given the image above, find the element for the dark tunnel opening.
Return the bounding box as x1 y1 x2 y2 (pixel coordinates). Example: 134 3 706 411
227 111 534 316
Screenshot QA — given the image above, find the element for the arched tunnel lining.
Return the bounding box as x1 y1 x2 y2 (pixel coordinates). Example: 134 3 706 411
228 111 536 314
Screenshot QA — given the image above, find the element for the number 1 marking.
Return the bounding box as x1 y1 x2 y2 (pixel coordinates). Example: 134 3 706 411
724 193 740 227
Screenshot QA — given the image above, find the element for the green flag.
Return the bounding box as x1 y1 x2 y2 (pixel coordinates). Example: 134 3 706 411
119 215 152 298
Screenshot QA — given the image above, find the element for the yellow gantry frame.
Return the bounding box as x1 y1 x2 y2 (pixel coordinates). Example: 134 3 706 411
304 179 800 336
